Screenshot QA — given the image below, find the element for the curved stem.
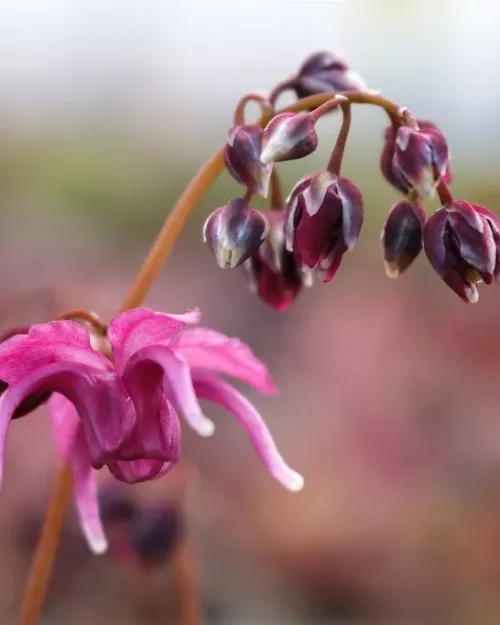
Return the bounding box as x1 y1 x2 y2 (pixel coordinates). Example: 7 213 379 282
326 100 352 175
269 78 297 107
17 466 73 625
233 93 273 126
57 309 107 335
119 148 226 312
269 168 285 210
18 86 415 625
437 180 454 206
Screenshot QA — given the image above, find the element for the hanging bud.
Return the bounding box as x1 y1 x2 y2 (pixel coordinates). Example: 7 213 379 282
99 488 136 523
294 51 368 100
225 124 272 197
380 120 451 198
203 197 269 268
285 171 364 282
0 326 52 418
260 113 318 164
242 210 306 311
424 200 500 303
382 200 427 277
130 505 183 567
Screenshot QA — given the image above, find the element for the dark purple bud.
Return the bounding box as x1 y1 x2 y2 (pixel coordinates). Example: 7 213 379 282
424 200 500 303
203 198 268 268
0 326 52 418
99 488 136 523
130 505 183 566
225 124 272 197
294 51 368 100
381 200 427 277
260 113 318 164
285 171 364 283
242 210 306 310
380 120 451 198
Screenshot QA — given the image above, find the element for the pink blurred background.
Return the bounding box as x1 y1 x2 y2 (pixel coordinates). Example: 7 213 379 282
1 1 500 623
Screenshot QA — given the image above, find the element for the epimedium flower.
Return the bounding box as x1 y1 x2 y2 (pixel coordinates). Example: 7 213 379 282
0 307 303 553
285 171 364 282
381 200 427 278
225 124 272 197
380 119 451 199
203 197 269 268
424 200 500 303
242 210 308 310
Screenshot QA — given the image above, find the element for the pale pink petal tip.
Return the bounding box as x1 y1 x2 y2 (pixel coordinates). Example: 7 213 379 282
167 308 201 324
83 526 108 555
278 467 305 492
184 411 215 437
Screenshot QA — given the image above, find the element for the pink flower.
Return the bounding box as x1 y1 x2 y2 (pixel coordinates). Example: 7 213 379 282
0 307 303 553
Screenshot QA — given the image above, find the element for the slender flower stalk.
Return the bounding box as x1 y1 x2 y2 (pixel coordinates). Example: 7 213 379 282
18 88 419 625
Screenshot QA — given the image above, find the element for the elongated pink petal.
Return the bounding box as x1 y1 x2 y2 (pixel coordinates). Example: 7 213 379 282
49 394 107 554
173 328 277 395
108 307 201 372
125 346 214 438
0 362 131 486
191 370 303 492
0 320 110 384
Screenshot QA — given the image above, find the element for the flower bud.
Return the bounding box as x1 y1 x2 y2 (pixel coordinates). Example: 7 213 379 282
242 210 305 310
260 113 318 164
380 120 451 198
382 200 427 277
285 171 364 282
225 124 272 197
203 197 269 268
0 326 52 418
99 488 136 523
294 51 368 100
424 200 500 303
130 505 182 566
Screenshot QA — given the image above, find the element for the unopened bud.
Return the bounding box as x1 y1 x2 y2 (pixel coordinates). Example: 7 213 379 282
294 51 368 100
203 198 268 268
260 113 318 164
225 124 272 197
382 200 427 277
130 505 182 566
381 120 451 199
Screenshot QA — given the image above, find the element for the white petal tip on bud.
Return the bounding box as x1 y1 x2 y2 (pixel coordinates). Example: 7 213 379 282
384 260 402 279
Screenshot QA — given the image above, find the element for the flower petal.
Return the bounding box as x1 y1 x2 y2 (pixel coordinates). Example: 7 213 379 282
0 320 110 385
109 357 181 483
49 394 107 554
107 307 201 372
0 362 131 486
125 345 214 438
172 328 277 395
191 370 303 492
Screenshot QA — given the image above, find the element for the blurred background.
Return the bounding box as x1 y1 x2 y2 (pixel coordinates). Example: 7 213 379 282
1 0 500 623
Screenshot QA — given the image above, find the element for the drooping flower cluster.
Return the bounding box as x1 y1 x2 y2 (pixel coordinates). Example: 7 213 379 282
203 51 500 305
0 308 303 553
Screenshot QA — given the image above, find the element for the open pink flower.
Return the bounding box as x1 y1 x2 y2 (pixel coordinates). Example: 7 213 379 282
0 307 303 552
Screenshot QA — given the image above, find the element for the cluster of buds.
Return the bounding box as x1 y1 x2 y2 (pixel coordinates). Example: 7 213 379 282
203 51 500 305
99 488 183 568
